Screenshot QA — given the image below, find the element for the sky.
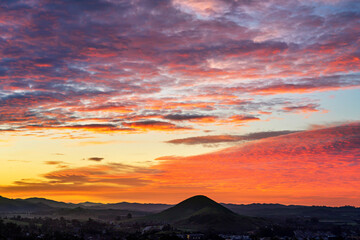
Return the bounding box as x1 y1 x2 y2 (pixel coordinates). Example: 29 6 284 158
0 0 359 206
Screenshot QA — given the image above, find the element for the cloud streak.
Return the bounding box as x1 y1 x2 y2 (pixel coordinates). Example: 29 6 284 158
166 131 299 145
87 157 104 162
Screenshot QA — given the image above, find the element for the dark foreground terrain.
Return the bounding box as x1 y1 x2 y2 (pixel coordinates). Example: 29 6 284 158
0 195 359 240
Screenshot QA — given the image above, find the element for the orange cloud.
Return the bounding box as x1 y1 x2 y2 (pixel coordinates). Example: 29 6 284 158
225 115 260 125
26 124 135 134
44 161 65 165
123 120 192 131
152 122 360 205
1 123 359 205
282 103 320 113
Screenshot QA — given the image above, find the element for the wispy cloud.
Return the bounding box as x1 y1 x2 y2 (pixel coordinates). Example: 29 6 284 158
166 131 299 145
282 103 320 113
44 161 65 165
123 120 192 131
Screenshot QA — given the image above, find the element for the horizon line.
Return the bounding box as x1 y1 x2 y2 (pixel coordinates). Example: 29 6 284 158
1 194 358 208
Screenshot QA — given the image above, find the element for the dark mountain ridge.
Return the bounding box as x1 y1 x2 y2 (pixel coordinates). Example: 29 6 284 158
0 196 52 213
145 195 264 233
1 195 359 224
25 197 77 209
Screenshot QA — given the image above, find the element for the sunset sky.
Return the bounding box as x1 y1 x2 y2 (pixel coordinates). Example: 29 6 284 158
0 0 359 206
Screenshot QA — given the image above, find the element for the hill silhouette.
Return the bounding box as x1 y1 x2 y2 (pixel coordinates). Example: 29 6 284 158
24 197 76 209
0 196 51 212
146 195 264 233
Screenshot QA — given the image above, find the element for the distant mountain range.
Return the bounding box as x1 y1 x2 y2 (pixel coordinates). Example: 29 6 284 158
0 196 52 213
22 197 171 212
1 195 359 224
